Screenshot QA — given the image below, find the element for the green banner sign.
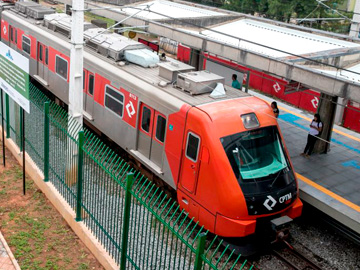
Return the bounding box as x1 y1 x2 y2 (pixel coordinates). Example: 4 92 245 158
0 42 30 113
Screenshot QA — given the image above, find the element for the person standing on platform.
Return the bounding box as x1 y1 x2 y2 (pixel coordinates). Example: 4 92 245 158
301 113 323 158
232 74 241 90
271 101 279 118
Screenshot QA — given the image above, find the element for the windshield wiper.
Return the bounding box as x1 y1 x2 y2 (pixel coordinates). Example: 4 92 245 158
268 169 283 190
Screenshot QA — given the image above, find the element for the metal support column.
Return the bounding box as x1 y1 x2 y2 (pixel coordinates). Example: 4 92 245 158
314 93 337 154
194 233 207 270
1 89 5 166
75 130 84 221
5 94 10 138
44 102 50 182
120 173 134 270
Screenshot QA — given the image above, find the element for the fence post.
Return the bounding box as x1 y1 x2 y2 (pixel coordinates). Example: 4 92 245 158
44 102 50 182
75 130 84 222
194 233 207 270
120 173 134 270
5 94 9 138
19 108 23 152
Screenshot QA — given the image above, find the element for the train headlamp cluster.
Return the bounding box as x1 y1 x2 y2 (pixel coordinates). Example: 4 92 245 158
241 113 259 129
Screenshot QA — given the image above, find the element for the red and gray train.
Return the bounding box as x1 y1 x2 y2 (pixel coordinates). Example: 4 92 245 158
0 2 302 245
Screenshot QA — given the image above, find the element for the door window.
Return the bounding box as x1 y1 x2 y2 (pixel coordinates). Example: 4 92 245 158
39 44 43 62
141 106 152 133
45 47 48 65
155 114 166 143
88 74 94 96
186 132 200 162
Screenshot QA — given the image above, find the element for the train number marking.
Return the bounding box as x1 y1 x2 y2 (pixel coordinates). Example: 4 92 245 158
126 101 136 118
263 195 277 211
129 93 137 100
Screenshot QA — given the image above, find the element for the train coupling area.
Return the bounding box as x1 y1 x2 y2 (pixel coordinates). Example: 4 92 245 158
270 215 293 244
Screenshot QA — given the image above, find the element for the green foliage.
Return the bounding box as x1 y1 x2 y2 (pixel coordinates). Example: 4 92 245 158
214 0 351 33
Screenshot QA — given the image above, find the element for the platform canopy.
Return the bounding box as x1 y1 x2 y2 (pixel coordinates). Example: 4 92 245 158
57 0 360 103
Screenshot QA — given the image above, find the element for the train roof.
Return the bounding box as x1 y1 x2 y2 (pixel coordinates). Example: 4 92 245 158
3 8 251 107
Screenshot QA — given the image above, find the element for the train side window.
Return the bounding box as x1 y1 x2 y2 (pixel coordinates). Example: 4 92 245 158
88 74 94 96
185 132 200 162
82 70 85 90
22 35 31 55
55 55 68 80
141 106 151 133
155 115 166 143
39 44 43 62
15 29 17 44
45 48 48 65
104 85 124 117
10 26 13 42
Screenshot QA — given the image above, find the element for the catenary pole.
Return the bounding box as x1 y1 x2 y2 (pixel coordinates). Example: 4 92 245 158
66 0 84 186
69 0 84 128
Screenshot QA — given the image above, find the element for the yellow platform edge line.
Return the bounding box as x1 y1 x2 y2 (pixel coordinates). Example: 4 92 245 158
296 173 360 213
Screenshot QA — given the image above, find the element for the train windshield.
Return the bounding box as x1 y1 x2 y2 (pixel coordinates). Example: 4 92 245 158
221 126 290 182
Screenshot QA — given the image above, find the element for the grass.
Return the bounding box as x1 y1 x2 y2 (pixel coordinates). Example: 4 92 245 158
0 147 104 270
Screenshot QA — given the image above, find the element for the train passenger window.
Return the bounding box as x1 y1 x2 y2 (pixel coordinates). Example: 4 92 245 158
104 85 124 117
155 115 166 143
55 56 68 80
141 106 151 133
22 36 31 55
185 132 200 162
45 48 48 65
88 74 94 96
39 45 43 61
15 29 17 44
10 27 13 42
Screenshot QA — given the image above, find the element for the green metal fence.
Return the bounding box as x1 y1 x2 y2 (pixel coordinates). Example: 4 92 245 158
0 84 254 270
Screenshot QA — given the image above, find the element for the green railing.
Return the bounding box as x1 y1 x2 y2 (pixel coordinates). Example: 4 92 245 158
0 84 254 270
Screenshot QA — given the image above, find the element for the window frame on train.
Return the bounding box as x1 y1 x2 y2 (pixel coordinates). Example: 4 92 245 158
141 105 152 133
22 35 31 55
104 85 124 118
185 132 201 162
45 47 49 65
88 73 95 96
55 55 68 80
155 113 166 144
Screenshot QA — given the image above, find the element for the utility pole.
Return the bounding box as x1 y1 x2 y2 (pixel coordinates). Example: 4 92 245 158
66 0 84 185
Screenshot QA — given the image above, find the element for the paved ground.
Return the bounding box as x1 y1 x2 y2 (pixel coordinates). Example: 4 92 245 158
0 231 20 270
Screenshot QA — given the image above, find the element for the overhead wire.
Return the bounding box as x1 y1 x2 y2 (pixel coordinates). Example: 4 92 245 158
58 1 360 155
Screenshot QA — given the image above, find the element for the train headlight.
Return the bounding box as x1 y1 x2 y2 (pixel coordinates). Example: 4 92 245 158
241 113 259 129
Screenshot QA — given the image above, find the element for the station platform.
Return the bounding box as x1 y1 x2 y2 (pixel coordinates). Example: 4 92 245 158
249 90 360 236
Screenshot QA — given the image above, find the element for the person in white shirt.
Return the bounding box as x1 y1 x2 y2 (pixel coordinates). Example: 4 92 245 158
301 113 323 158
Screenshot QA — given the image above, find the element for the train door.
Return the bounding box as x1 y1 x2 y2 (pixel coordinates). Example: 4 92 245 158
150 111 167 167
37 42 48 82
137 103 154 158
180 132 201 193
9 26 17 50
83 69 95 118
137 104 166 168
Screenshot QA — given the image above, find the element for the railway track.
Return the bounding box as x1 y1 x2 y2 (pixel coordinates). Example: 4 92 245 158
271 242 323 270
